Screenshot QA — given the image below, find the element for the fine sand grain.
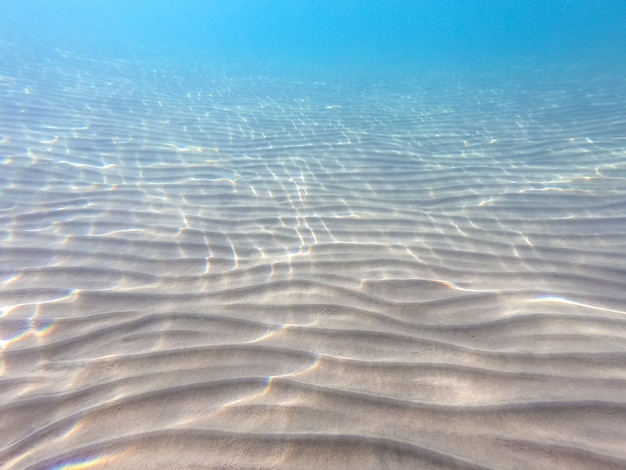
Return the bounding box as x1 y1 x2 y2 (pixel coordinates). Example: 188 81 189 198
1 47 626 469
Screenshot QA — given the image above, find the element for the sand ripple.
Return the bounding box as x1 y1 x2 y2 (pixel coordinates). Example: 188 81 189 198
1 47 626 469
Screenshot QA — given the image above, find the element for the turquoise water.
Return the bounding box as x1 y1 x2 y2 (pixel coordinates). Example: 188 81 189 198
1 2 626 469
2 1 626 70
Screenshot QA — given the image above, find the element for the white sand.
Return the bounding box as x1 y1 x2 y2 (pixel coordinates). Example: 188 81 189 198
1 49 626 469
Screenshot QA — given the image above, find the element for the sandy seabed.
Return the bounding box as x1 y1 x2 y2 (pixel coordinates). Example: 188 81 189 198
1 47 626 469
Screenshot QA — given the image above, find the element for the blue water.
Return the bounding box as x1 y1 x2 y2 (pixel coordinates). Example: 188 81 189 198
2 0 626 72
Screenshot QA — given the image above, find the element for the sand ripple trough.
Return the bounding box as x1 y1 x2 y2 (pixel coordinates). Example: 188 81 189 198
1 47 626 469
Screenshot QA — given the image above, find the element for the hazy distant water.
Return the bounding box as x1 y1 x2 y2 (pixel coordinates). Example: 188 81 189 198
1 2 626 469
2 0 626 70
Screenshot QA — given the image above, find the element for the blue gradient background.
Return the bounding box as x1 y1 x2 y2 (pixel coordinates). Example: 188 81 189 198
1 1 625 71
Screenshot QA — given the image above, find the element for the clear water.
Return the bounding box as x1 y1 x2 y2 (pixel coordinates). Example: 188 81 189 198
3 0 626 69
1 2 626 469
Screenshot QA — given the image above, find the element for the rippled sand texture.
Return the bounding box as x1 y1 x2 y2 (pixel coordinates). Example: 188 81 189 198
1 49 626 469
